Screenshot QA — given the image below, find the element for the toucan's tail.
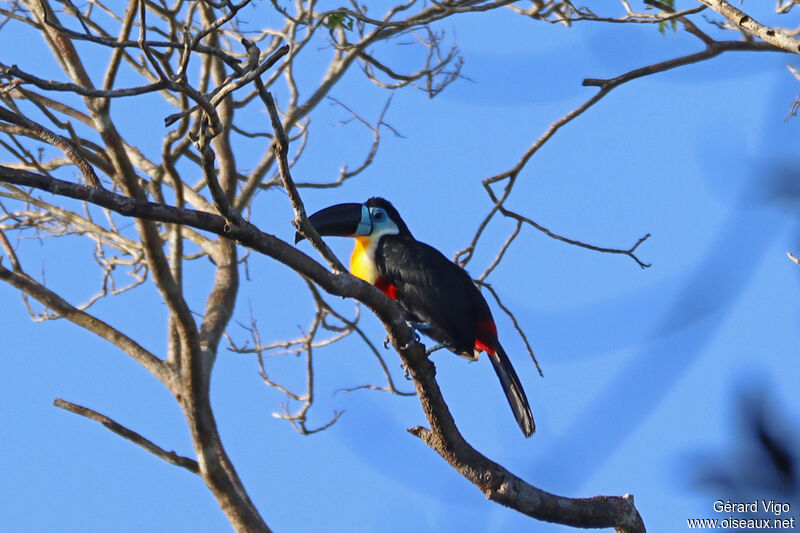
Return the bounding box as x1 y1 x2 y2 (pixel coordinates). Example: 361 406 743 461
486 342 535 437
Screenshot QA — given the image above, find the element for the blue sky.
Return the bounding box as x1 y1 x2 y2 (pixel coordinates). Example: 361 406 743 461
2 4 799 532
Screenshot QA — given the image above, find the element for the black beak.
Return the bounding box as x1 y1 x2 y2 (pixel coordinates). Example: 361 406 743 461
294 203 369 244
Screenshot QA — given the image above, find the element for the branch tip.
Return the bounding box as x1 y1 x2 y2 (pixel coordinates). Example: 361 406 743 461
407 425 430 440
53 398 199 474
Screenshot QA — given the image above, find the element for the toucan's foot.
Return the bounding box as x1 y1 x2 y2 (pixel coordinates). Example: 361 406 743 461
406 321 432 346
424 343 449 356
383 335 391 349
408 321 431 334
403 363 411 380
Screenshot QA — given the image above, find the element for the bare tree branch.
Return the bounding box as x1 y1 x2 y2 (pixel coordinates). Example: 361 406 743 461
456 20 783 271
0 105 101 187
259 84 346 273
403 341 644 532
53 398 200 474
0 251 171 386
477 281 543 377
697 0 800 54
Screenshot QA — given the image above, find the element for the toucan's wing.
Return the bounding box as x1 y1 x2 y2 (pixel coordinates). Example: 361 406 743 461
375 236 488 355
377 236 535 437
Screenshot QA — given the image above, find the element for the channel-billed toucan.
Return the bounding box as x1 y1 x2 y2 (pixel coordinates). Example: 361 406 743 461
296 197 535 437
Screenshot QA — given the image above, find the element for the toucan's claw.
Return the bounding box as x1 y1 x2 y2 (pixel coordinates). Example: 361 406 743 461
383 335 391 349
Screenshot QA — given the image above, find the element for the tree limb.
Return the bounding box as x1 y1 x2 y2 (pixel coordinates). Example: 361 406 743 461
0 256 172 386
403 342 645 533
0 161 645 533
697 0 800 54
53 398 199 474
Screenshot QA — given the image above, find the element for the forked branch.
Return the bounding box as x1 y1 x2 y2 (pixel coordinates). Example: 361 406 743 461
458 6 785 272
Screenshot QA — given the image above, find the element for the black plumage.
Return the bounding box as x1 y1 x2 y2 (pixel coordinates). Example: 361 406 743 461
365 199 535 436
302 197 535 437
375 235 488 357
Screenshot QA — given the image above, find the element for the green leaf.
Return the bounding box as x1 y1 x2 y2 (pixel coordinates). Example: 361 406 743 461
323 12 354 31
657 0 678 35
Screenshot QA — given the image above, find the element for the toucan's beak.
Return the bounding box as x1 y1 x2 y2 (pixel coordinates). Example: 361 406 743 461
295 203 371 244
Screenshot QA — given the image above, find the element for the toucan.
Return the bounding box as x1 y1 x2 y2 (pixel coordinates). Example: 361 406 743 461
296 197 535 437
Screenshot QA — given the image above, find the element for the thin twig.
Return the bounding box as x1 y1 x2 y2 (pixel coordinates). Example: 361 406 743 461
258 81 346 273
0 105 102 187
195 122 241 227
53 398 199 474
458 34 778 270
503 207 652 269
477 281 542 377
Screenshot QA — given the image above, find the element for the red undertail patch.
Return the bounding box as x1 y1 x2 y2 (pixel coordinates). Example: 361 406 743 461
375 278 398 300
474 319 498 354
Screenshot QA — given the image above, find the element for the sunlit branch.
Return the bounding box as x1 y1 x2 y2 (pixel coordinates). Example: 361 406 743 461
697 0 800 54
6 4 244 69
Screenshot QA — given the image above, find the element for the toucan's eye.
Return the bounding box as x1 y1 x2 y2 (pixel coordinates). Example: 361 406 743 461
373 209 385 221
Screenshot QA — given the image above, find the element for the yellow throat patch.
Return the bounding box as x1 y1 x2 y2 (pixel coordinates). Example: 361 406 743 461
350 236 379 284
